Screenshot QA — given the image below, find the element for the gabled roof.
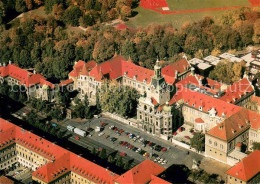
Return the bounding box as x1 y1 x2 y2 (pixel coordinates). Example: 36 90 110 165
220 78 254 103
59 79 74 87
226 150 260 181
0 64 55 88
0 176 15 184
207 108 254 141
170 88 241 118
0 118 118 184
162 58 190 76
69 60 97 77
149 175 171 184
114 159 165 184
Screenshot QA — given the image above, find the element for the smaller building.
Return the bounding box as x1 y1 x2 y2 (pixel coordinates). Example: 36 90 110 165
226 150 260 184
0 176 15 184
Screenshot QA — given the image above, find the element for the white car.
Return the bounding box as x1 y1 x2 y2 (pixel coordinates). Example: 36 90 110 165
98 132 104 136
136 148 141 153
109 125 115 130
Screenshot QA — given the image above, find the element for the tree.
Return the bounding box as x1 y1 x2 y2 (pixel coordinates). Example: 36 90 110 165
0 1 5 24
190 132 205 152
98 148 107 159
107 155 114 163
91 147 97 155
116 157 123 167
123 161 131 170
252 142 260 151
20 49 31 67
62 6 82 26
79 12 95 27
100 82 139 117
15 0 27 12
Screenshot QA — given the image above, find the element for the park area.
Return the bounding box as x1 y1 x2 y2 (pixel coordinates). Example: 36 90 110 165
126 0 259 28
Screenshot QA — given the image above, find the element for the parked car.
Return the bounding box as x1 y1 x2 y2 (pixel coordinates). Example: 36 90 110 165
100 122 108 127
161 147 167 152
75 136 80 140
109 137 117 142
120 152 127 156
87 127 93 132
98 132 105 136
109 125 115 130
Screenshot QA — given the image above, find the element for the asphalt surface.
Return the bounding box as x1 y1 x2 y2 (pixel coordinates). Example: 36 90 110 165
63 117 203 169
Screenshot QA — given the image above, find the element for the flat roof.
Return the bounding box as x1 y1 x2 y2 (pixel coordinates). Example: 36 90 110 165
251 61 260 66
189 58 204 65
230 57 243 62
241 53 255 63
211 60 220 66
219 53 235 59
203 55 220 63
197 63 212 70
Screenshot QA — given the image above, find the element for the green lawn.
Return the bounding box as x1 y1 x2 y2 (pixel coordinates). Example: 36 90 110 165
126 0 251 29
126 7 228 28
166 0 250 11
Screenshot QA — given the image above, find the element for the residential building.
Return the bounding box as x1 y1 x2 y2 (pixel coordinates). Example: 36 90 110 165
0 62 55 101
226 150 260 184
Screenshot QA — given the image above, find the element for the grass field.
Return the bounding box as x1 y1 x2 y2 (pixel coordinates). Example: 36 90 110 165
126 0 252 29
126 7 229 28
166 0 250 11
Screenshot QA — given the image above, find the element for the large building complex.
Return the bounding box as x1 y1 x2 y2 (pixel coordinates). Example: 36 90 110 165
1 52 260 166
0 118 169 184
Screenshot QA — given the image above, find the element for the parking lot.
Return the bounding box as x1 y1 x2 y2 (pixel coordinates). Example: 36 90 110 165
63 117 203 169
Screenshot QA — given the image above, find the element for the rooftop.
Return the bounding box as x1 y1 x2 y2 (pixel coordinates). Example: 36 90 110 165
226 150 260 182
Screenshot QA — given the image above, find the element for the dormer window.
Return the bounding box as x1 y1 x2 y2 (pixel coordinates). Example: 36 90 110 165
143 79 147 83
199 106 202 111
134 75 137 80
124 72 128 75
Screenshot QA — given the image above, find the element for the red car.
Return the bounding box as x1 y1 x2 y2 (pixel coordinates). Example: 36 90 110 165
161 147 167 152
100 122 108 127
129 145 133 149
75 136 80 140
120 152 127 156
145 153 150 157
119 129 124 134
114 127 119 131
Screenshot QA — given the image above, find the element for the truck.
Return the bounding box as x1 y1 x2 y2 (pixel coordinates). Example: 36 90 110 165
74 128 87 137
67 125 75 132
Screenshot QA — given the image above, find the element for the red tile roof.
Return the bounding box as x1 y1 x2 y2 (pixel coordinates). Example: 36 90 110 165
195 118 204 123
0 64 55 88
220 78 254 103
0 118 118 184
69 60 97 78
59 79 73 87
162 58 191 82
207 108 253 141
226 150 260 182
114 159 165 184
71 56 190 86
149 175 171 184
170 88 241 118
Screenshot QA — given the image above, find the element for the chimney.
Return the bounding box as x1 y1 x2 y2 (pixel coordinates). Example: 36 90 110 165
33 70 36 74
3 63 6 67
175 71 178 78
0 63 2 67
9 60 11 64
